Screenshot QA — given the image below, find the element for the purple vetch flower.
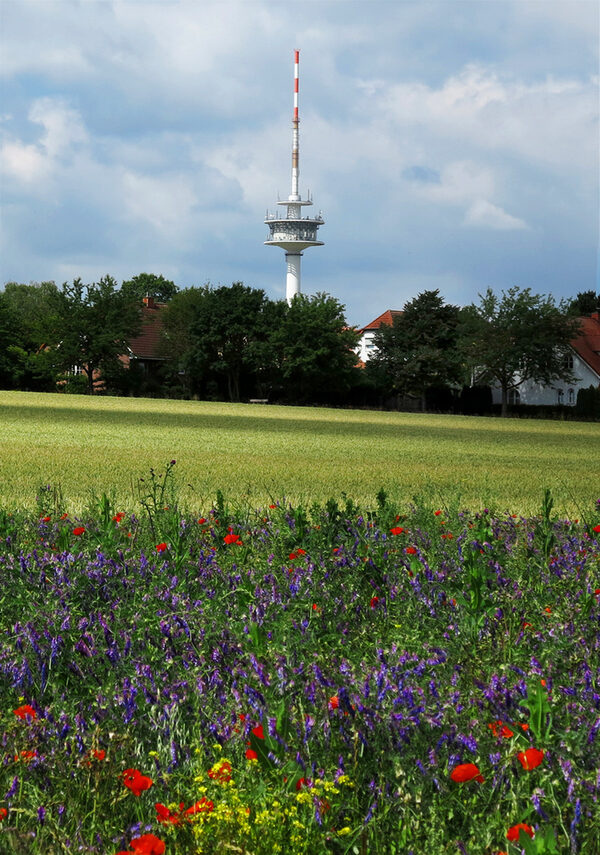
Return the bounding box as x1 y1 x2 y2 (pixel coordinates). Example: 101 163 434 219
37 806 46 825
588 718 600 744
531 788 549 820
570 798 582 852
5 776 18 799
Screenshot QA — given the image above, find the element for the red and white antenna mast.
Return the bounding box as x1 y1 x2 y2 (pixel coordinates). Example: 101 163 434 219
265 49 325 305
291 49 300 200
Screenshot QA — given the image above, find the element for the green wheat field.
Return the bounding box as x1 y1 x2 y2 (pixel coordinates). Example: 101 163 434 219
0 390 598 514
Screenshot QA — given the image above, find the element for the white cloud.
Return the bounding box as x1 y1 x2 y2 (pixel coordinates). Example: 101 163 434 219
121 170 198 241
0 140 46 182
464 199 529 231
29 98 88 158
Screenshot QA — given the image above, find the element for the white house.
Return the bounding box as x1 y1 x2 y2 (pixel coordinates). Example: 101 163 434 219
490 313 600 407
356 309 402 364
357 307 600 407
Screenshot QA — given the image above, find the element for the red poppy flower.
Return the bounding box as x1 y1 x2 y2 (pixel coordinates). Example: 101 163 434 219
92 749 106 761
405 546 417 555
224 532 242 545
197 517 206 524
14 704 36 720
434 510 442 516
296 777 308 790
389 526 404 535
42 515 51 522
0 808 7 821
73 526 85 536
245 748 258 760
370 596 379 608
155 542 167 553
506 822 534 842
251 724 264 739
122 768 153 796
289 552 297 560
488 720 514 739
155 802 182 825
185 797 214 815
129 834 166 855
15 749 37 762
450 763 484 783
112 512 126 522
297 548 306 555
60 513 68 520
593 524 600 533
208 760 232 782
517 748 544 770
328 695 339 710
269 504 276 509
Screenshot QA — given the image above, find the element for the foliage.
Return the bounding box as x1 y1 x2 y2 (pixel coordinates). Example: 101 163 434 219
460 286 581 416
51 276 142 394
121 273 178 304
161 286 357 404
185 282 273 403
0 282 59 391
568 290 599 317
269 292 360 404
0 480 599 853
575 385 600 419
369 290 462 410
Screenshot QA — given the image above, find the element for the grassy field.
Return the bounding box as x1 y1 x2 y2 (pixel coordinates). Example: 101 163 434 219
0 390 598 514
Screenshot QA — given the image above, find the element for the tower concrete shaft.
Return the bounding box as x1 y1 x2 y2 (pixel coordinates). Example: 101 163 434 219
265 49 324 305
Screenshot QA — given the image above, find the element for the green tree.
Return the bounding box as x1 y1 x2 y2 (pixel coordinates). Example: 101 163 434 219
460 286 580 417
159 286 208 397
369 290 462 411
0 281 59 390
189 283 274 402
568 290 599 317
269 293 360 404
52 276 142 394
121 273 178 303
163 283 274 402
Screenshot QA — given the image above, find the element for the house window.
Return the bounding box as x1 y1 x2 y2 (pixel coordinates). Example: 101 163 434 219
508 388 520 405
557 389 564 404
568 388 575 405
562 352 574 371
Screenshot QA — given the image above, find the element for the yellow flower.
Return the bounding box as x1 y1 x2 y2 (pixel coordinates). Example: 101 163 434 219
336 827 352 836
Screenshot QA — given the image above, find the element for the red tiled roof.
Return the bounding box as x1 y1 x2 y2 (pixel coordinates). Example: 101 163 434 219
360 309 402 334
571 313 600 378
128 303 167 360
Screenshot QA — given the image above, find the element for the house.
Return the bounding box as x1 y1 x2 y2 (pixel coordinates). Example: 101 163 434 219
492 312 600 407
119 296 168 380
356 309 402 364
357 306 600 408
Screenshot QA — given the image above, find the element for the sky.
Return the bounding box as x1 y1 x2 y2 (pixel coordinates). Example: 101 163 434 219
0 0 598 327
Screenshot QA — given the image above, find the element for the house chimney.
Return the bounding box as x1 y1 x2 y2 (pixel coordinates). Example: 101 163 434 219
142 296 155 308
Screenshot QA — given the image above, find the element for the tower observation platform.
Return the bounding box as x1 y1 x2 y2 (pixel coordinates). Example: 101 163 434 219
264 50 325 305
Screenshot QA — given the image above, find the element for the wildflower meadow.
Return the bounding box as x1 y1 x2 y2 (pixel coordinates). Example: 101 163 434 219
1 462 599 854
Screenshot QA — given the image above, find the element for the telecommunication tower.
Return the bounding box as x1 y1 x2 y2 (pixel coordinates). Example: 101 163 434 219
264 50 324 305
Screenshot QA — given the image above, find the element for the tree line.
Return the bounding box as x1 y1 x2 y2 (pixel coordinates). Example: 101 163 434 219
0 273 597 416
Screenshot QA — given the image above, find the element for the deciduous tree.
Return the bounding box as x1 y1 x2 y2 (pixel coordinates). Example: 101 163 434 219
269 293 360 404
121 273 178 303
369 290 462 411
460 286 580 417
52 276 142 394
